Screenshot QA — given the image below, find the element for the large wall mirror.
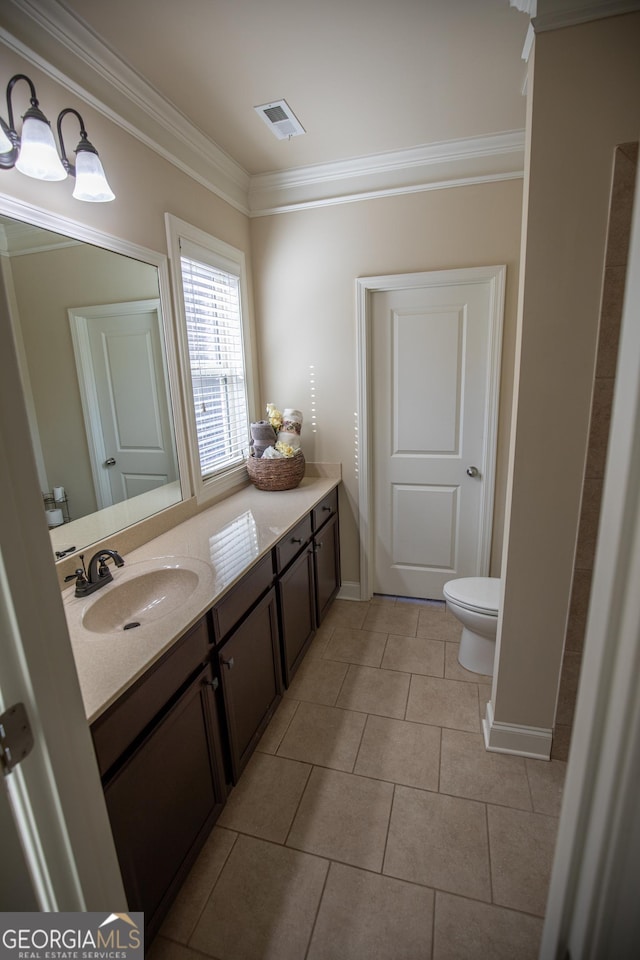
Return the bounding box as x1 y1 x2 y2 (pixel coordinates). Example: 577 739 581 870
0 198 188 559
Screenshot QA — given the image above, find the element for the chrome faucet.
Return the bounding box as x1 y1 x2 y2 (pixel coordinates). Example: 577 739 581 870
64 548 125 597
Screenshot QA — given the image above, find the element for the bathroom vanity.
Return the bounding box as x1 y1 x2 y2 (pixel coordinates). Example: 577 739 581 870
63 473 340 940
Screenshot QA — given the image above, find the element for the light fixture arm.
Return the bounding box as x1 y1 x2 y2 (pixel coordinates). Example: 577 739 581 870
1 73 45 169
56 107 97 176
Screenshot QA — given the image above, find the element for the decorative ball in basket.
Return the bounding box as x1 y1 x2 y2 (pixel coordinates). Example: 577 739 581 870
247 404 305 491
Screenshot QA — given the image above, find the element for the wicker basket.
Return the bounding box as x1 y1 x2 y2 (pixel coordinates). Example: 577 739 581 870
246 450 305 491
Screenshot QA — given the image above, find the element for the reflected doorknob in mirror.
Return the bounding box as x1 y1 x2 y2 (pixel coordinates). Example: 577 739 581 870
104 457 117 467
466 466 480 478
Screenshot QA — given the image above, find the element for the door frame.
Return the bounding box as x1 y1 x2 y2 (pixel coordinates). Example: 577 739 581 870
356 266 506 600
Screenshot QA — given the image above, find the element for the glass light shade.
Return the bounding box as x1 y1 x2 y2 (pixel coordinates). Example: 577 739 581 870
72 148 115 202
0 122 13 155
15 115 67 180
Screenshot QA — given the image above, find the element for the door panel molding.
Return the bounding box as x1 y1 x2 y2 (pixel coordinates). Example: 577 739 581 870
356 266 506 600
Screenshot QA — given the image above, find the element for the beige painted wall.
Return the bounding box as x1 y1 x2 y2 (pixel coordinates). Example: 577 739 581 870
251 180 523 587
495 13 640 732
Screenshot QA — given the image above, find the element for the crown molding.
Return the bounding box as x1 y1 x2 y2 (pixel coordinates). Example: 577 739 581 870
1 0 525 218
533 0 640 31
248 132 525 215
1 0 251 214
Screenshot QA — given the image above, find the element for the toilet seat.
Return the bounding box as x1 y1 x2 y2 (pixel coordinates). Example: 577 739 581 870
443 577 500 617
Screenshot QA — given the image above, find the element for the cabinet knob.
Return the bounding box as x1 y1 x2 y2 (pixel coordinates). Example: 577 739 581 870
221 656 235 670
291 537 303 544
322 505 331 512
203 677 219 690
314 542 323 551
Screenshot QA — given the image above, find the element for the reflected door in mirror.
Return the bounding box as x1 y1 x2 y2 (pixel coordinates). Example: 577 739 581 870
70 299 178 508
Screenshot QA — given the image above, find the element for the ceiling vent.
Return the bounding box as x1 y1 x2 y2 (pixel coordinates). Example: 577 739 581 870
254 100 305 140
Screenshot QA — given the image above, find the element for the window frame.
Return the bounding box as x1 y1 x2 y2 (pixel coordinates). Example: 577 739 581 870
165 214 258 505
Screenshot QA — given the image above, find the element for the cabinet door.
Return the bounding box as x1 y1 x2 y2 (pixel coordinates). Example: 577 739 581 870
314 513 341 624
218 587 281 781
277 545 316 686
103 663 225 941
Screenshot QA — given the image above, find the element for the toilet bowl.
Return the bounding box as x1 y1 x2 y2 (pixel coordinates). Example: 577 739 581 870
443 577 500 676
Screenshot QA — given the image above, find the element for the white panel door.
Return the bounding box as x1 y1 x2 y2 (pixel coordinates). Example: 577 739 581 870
372 274 502 599
71 300 177 508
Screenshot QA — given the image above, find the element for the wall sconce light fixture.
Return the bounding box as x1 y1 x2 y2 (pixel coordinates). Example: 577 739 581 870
0 74 115 202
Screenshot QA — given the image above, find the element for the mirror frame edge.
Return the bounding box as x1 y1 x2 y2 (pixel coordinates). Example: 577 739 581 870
0 191 193 561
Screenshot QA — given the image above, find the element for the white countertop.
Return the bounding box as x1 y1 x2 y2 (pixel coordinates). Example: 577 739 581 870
63 475 340 723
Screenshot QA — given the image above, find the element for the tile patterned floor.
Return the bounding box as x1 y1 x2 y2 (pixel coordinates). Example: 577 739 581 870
149 597 566 960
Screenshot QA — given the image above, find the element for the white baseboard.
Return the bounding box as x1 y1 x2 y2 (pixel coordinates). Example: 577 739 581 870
483 700 553 760
337 581 362 601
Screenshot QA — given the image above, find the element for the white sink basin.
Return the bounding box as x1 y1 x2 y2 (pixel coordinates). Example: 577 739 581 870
77 557 213 635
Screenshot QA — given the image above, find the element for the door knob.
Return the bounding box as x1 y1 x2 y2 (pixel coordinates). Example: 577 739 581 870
104 457 117 466
466 466 480 478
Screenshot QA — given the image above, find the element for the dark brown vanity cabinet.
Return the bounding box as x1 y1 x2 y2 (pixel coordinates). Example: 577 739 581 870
276 487 341 686
276 517 316 686
91 617 226 942
212 554 282 783
312 489 341 625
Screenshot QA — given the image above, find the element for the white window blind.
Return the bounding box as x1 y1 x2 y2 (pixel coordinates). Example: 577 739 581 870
180 249 249 479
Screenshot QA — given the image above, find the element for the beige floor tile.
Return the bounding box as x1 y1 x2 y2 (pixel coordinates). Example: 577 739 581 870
416 605 461 642
277 701 366 771
406 675 481 732
362 603 420 636
322 599 369 630
307 862 434 960
440 729 532 810
160 827 236 943
322 626 388 667
336 664 410 719
525 758 567 817
217 752 311 843
381 633 445 676
487 805 559 916
283 656 349 706
444 642 492 683
304 622 334 659
286 767 394 871
433 891 543 960
354 714 441 791
256 697 299 755
189 834 328 960
384 786 491 901
147 936 211 960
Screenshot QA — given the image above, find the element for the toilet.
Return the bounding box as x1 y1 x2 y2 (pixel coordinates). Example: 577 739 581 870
443 577 501 676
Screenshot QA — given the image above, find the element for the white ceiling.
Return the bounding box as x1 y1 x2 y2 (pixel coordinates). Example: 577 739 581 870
56 0 531 177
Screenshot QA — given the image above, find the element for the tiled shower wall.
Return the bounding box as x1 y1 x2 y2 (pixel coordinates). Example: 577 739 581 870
554 142 638 761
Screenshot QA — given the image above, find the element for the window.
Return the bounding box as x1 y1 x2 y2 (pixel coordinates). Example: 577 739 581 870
166 216 256 502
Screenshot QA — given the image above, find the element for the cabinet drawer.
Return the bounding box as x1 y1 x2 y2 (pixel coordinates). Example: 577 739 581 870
274 513 312 573
312 488 338 531
91 617 210 778
212 552 274 641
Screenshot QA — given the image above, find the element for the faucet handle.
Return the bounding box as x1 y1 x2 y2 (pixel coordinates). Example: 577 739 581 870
64 567 86 584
